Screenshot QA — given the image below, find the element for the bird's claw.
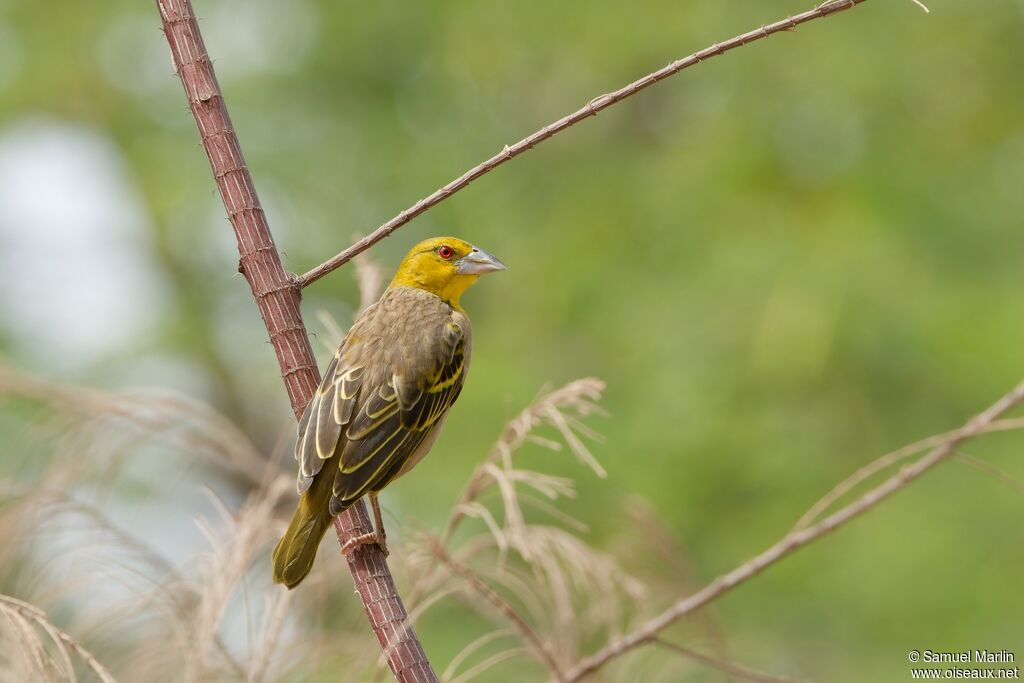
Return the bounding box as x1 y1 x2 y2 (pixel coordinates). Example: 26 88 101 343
341 529 389 557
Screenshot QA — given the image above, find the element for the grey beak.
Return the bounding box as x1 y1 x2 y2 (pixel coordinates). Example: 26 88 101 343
457 245 506 275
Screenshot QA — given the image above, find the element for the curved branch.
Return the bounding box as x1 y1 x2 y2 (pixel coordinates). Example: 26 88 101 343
154 2 437 680
297 0 868 288
561 379 1024 682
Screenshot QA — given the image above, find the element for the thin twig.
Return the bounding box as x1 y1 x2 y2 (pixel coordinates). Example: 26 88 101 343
623 498 734 676
246 590 293 683
561 380 1024 682
792 416 1024 531
297 0 869 288
449 649 530 683
652 638 805 683
353 242 386 314
423 535 566 682
954 451 1024 496
443 379 606 544
0 594 119 683
154 1 437 680
441 628 516 682
38 492 246 676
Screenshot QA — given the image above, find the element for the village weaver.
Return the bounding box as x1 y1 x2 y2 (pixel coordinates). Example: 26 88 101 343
273 236 505 588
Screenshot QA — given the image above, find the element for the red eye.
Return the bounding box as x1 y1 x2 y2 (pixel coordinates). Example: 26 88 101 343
437 245 454 260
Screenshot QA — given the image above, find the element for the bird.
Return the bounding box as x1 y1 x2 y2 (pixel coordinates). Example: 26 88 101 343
272 236 506 589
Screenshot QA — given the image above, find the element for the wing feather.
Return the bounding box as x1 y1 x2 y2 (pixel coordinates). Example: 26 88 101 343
334 366 361 423
295 353 363 493
331 427 433 514
330 320 467 513
314 377 340 460
293 290 470 513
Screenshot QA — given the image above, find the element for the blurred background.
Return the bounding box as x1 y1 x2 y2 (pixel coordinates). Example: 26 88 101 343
0 0 1022 681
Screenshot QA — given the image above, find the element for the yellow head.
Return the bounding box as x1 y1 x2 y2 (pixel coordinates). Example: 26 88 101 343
389 236 506 308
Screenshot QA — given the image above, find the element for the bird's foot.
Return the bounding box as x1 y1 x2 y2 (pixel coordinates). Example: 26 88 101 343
341 528 389 557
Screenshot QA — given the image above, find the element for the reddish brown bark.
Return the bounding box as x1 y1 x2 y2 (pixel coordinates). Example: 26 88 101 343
155 1 437 680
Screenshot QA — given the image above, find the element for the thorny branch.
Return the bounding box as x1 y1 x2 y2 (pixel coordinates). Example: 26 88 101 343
297 0 873 288
559 380 1024 682
155 1 436 681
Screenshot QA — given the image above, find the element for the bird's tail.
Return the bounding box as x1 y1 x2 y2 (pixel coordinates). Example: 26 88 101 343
272 475 334 589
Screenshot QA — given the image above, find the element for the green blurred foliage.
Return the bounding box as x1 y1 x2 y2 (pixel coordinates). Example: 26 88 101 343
1 0 1022 680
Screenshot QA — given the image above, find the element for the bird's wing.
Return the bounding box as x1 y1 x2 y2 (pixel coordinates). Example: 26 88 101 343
294 349 363 494
328 318 467 514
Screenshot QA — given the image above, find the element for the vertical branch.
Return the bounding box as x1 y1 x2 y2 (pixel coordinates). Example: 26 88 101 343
155 1 437 680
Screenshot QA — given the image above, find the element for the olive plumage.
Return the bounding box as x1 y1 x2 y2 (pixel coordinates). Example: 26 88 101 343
273 237 505 588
